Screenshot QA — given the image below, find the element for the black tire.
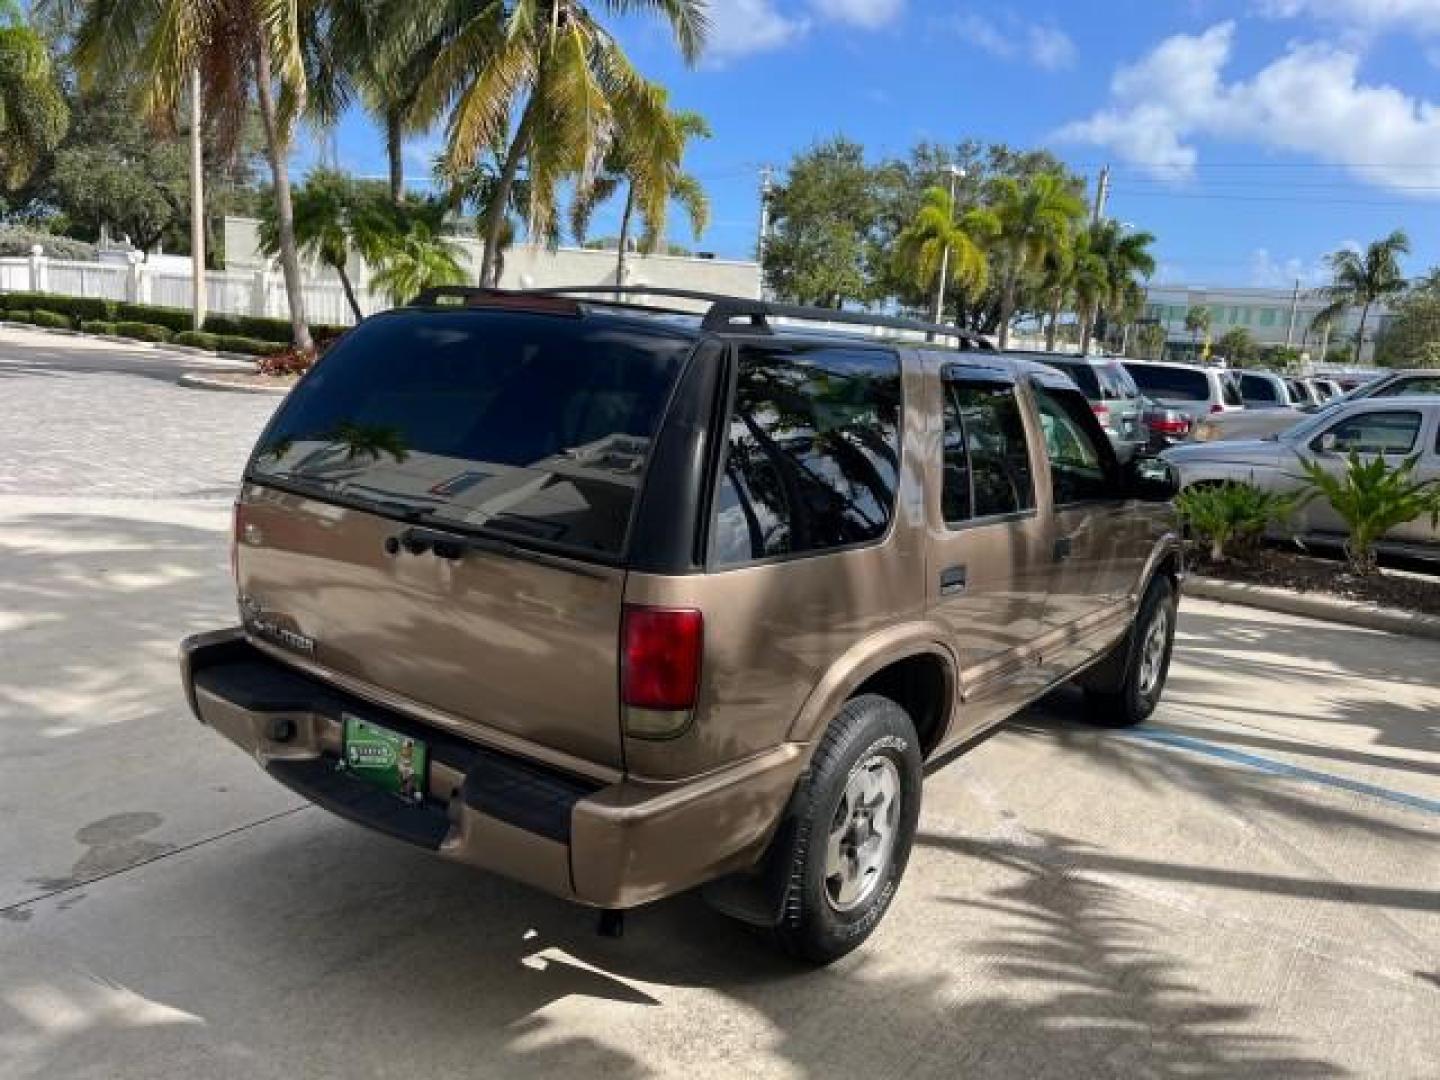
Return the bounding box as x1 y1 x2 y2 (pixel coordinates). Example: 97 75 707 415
1084 575 1178 727
769 694 922 965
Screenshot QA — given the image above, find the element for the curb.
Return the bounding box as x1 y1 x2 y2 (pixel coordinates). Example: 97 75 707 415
3 321 259 372
177 372 292 396
1184 575 1440 641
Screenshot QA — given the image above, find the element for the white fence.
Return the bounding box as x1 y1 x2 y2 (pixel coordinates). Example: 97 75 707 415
0 252 374 327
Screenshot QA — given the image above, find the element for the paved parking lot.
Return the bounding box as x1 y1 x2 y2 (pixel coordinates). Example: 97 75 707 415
1 327 1437 1078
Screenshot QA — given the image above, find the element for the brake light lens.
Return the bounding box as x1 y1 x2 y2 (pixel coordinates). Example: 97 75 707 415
1149 417 1191 436
622 606 703 713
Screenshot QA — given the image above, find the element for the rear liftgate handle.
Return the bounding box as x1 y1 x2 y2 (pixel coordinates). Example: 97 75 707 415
1054 535 1074 562
940 565 968 596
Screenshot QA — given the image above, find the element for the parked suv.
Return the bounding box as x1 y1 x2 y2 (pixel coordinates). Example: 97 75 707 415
1121 359 1243 420
181 288 1182 964
1033 354 1147 461
1192 369 1440 443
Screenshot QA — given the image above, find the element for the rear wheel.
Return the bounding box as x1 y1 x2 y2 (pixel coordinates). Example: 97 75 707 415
769 694 922 964
1083 575 1178 727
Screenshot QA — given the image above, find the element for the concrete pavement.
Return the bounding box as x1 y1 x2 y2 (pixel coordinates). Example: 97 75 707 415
1 329 1436 1078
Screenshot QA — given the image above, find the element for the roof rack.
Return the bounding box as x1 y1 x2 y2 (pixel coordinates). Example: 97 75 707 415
408 285 996 352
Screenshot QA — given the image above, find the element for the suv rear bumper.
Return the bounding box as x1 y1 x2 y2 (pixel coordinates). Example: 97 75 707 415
180 629 804 909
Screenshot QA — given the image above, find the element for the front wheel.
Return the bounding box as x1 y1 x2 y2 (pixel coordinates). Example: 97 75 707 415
1084 575 1178 727
769 694 922 964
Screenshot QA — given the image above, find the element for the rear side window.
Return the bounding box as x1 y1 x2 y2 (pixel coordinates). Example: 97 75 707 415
1240 374 1280 404
942 380 1036 523
1124 364 1210 402
1048 362 1101 399
1373 375 1440 398
250 310 693 557
708 345 902 566
1101 362 1139 401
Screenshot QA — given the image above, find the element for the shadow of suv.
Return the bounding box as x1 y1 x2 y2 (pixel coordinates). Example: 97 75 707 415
181 287 1182 964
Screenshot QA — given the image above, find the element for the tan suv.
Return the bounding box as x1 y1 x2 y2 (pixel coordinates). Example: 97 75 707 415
181 287 1182 963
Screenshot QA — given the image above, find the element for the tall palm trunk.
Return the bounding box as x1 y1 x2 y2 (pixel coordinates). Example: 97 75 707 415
336 263 363 322
615 182 635 297
254 39 313 352
998 271 1018 350
1354 301 1371 365
1045 291 1062 351
480 106 536 288
1079 306 1095 355
385 110 405 205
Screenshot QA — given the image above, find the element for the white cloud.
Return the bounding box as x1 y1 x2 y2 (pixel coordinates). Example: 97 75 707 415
705 0 809 61
810 0 905 28
1249 248 1334 287
1257 0 1440 34
945 12 1077 71
1055 22 1440 190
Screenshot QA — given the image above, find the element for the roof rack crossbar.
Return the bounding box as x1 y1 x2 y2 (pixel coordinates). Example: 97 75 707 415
409 285 994 351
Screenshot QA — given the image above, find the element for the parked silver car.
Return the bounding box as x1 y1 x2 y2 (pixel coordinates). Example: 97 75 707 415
1234 370 1301 410
1121 360 1244 421
1191 369 1440 443
1165 396 1440 560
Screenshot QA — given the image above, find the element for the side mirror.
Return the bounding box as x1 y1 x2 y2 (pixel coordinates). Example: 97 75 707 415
1128 456 1180 502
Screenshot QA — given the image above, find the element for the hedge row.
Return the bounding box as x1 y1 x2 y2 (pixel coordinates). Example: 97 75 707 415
0 291 347 343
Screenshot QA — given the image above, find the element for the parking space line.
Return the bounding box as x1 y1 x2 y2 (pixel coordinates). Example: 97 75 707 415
1121 727 1440 816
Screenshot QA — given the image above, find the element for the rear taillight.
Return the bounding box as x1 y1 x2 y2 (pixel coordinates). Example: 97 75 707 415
622 606 703 738
1091 403 1110 420
1149 417 1191 436
1210 403 1226 414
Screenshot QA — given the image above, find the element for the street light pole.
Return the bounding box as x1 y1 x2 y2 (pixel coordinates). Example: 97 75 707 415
189 66 207 332
930 164 965 327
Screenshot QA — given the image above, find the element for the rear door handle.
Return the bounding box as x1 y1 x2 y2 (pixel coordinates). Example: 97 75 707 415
940 565 968 596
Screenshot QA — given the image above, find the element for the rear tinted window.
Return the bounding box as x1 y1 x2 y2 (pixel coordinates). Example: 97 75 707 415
1240 373 1281 404
1046 361 1101 399
250 310 693 557
1125 363 1211 402
1042 361 1135 402
709 345 902 566
942 379 1036 522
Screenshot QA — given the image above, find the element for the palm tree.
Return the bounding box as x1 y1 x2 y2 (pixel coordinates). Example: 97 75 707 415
1068 235 1109 356
991 173 1086 350
1184 306 1211 357
368 221 466 305
66 0 316 350
413 1 708 288
1316 230 1411 365
1083 218 1156 354
0 0 68 191
892 184 997 325
571 101 712 292
257 169 400 322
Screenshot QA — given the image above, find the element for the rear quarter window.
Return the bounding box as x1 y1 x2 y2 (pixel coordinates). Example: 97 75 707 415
708 345 902 566
1124 364 1211 402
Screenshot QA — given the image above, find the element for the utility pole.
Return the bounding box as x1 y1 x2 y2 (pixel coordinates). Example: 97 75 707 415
189 67 207 332
757 165 774 300
1285 277 1301 348
1091 165 1111 226
930 165 966 328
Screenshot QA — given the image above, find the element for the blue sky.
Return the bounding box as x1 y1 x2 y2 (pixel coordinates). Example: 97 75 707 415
323 0 1440 290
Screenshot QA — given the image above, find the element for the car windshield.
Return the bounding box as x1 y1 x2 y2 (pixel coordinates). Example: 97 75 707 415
1125 364 1211 402
248 309 694 557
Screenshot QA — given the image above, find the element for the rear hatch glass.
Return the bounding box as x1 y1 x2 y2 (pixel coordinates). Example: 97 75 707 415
1124 364 1210 402
251 309 695 558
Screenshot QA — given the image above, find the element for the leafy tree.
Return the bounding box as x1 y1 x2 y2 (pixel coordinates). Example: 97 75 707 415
0 0 67 192
990 172 1086 349
1184 306 1211 352
1315 230 1410 365
763 137 878 308
572 97 711 291
1375 270 1440 369
892 183 996 323
1299 452 1440 575
414 0 707 287
66 0 319 350
1217 327 1257 365
1083 218 1156 354
1135 321 1166 360
368 220 465 306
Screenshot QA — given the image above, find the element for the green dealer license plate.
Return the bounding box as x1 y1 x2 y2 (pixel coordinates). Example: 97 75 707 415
343 714 428 803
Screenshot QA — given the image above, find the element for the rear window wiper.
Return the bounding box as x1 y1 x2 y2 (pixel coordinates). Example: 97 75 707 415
384 523 605 580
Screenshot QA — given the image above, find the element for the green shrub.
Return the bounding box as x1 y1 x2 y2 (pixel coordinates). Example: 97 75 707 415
203 312 347 344
29 309 75 330
1175 481 1302 564
4 309 33 323
173 330 221 351
115 302 192 334
81 320 117 335
257 346 317 376
1299 452 1440 575
216 334 288 356
0 228 98 260
112 321 173 343
1 292 117 322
